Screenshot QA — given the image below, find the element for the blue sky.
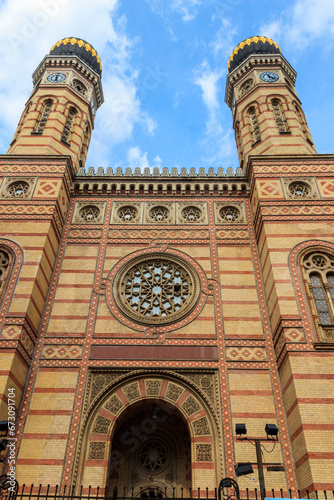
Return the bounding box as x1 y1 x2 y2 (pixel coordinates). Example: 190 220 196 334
0 0 334 172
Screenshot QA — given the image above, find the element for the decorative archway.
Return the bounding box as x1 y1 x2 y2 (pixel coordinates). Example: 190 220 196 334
75 371 222 497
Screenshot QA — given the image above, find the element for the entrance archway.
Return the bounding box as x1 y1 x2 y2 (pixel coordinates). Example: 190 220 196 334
106 401 191 497
76 372 221 496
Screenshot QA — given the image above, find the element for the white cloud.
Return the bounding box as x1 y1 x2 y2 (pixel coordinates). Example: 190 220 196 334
127 146 162 171
0 0 155 164
194 61 223 115
145 0 202 22
260 0 334 48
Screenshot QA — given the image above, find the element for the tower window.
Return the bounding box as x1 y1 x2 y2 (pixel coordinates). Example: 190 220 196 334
272 98 287 133
295 104 309 141
248 106 261 143
35 99 53 134
61 106 77 144
72 79 87 97
303 251 334 342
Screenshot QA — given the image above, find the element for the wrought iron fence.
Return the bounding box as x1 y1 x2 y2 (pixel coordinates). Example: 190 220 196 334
0 482 333 500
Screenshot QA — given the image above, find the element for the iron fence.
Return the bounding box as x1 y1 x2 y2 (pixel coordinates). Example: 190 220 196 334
0 482 333 500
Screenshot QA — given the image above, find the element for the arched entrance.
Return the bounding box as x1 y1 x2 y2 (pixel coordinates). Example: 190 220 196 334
76 372 222 496
106 401 191 497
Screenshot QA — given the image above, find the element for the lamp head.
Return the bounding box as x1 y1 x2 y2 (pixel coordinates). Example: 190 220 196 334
265 423 279 440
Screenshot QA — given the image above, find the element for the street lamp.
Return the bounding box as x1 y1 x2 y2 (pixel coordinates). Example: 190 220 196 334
234 423 280 500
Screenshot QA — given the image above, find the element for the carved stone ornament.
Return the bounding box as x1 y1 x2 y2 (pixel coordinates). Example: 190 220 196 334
282 177 319 200
144 202 175 224
0 177 35 199
72 201 106 224
112 252 201 326
92 415 111 434
71 78 88 97
165 383 184 402
177 202 208 224
88 442 105 459
122 382 140 401
145 379 162 396
181 395 201 416
214 201 246 224
193 417 210 435
104 394 124 415
111 202 142 224
196 444 212 461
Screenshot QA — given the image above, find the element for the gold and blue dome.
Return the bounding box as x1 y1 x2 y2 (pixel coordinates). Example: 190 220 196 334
228 36 281 74
50 37 102 76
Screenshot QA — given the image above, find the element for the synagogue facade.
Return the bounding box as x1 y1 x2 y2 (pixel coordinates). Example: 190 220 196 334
0 36 333 497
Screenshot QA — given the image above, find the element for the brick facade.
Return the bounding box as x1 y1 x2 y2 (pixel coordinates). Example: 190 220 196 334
0 37 333 498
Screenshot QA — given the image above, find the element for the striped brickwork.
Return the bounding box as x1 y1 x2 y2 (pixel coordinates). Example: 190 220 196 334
0 156 72 476
250 156 334 492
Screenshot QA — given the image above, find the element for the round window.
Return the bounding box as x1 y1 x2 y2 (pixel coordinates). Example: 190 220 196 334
149 206 170 222
118 205 138 222
288 181 311 198
113 253 200 325
138 438 169 473
219 206 240 222
181 206 202 222
7 181 30 197
79 205 100 222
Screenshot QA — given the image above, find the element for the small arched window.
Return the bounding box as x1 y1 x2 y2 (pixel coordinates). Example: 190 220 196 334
35 99 53 134
248 106 261 143
303 251 334 342
271 98 287 133
61 106 77 144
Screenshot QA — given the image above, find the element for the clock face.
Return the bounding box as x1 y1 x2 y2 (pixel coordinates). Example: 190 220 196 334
260 72 279 83
90 98 96 116
47 73 66 83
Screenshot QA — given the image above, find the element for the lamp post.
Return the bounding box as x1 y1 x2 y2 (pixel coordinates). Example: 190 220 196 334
234 423 279 500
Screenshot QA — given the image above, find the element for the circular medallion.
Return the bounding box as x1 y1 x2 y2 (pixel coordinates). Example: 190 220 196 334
259 72 279 83
112 253 200 326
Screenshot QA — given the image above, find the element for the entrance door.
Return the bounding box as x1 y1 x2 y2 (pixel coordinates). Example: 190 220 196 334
106 402 191 497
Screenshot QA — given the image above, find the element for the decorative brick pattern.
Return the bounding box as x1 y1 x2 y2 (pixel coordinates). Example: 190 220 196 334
41 345 83 359
226 346 267 362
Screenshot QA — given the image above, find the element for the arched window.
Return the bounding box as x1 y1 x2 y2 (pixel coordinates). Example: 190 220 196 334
303 251 334 342
61 106 77 144
80 124 91 166
271 98 287 133
248 106 261 143
35 99 53 134
0 248 12 304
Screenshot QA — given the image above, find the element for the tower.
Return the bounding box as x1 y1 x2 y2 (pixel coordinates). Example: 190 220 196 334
0 35 333 500
225 36 316 169
8 37 103 172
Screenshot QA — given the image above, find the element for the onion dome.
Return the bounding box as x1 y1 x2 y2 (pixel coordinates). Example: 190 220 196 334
50 37 102 76
228 36 281 74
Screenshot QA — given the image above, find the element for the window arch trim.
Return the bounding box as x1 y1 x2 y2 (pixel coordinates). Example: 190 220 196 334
289 241 334 348
0 240 23 314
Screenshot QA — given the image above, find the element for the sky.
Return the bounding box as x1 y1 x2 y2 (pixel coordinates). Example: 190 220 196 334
0 0 334 173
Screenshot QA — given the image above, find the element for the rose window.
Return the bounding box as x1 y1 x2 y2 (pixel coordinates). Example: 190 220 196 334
138 438 169 473
113 253 200 325
181 206 202 222
79 205 100 222
149 206 169 222
7 181 30 197
288 181 311 198
219 206 240 222
118 205 138 222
